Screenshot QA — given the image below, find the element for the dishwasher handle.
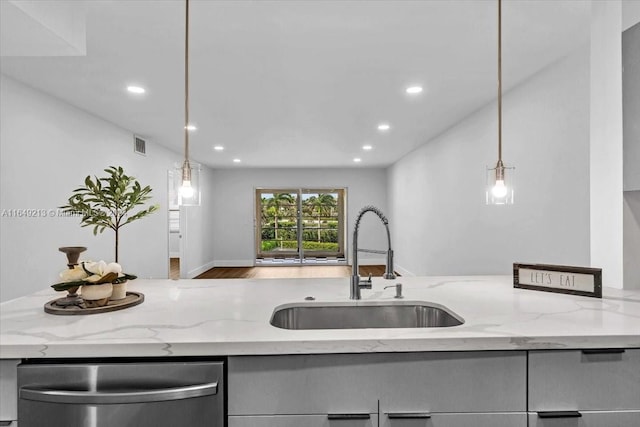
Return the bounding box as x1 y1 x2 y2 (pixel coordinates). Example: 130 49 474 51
20 381 218 405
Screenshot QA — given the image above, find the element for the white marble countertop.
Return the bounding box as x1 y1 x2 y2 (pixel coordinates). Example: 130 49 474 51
1 276 639 359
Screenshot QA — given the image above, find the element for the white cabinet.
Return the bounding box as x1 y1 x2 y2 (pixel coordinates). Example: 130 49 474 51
228 351 527 426
528 349 640 426
0 360 19 425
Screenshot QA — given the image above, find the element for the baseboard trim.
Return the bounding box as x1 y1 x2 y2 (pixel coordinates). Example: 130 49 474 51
213 259 255 268
186 260 217 279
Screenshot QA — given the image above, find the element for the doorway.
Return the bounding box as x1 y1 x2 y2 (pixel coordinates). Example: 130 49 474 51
168 170 181 279
255 188 346 265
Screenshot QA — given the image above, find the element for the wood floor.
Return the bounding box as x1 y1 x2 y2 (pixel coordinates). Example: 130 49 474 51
170 258 180 280
195 265 388 279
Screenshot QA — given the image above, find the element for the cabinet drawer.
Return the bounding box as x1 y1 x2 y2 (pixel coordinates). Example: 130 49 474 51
378 351 526 412
528 410 640 426
229 354 379 415
229 414 377 427
380 412 526 427
229 351 525 415
528 349 640 411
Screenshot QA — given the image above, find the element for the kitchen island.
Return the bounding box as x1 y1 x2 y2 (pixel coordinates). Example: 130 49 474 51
2 276 640 426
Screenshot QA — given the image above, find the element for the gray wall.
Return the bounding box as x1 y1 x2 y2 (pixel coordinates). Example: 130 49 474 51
623 22 640 191
387 49 591 276
623 22 640 289
210 168 388 267
0 74 216 301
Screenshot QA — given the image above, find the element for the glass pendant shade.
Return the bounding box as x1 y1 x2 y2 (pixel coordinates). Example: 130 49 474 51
173 160 201 206
486 161 515 205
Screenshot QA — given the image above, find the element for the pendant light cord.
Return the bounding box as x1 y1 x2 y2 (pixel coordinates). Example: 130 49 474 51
497 0 503 165
184 0 190 164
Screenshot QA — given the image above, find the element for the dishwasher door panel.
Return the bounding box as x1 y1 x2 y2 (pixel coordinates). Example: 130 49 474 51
20 396 218 427
18 360 224 427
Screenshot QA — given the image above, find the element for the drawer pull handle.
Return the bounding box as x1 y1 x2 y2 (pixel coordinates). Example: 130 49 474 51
538 411 582 418
328 413 370 420
581 349 625 354
387 412 431 419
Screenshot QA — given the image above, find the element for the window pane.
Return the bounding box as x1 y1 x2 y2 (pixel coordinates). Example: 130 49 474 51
258 191 299 256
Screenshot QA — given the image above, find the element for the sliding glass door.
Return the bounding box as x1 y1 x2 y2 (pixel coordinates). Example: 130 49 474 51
256 188 345 263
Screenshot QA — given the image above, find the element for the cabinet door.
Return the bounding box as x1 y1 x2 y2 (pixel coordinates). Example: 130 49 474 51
229 414 377 427
0 360 19 423
378 351 526 413
380 412 526 427
229 354 379 415
528 410 640 426
529 349 640 411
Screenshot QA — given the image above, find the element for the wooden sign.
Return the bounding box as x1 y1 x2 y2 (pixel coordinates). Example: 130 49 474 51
513 263 602 298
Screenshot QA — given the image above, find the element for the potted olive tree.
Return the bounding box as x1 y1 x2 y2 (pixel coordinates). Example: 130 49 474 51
60 166 159 263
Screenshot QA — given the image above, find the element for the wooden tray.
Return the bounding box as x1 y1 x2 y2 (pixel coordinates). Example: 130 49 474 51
44 291 144 315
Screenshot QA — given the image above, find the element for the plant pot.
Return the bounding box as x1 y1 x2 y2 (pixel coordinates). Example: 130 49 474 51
110 281 128 301
81 283 113 307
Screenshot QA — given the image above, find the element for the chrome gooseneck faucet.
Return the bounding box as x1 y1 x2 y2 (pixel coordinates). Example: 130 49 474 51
350 206 396 299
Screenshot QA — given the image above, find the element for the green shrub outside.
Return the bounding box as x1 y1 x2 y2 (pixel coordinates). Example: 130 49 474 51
262 228 338 243
261 240 338 251
261 241 278 251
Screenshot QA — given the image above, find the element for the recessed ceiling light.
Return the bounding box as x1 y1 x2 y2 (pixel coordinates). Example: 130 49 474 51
185 124 197 131
406 86 423 94
213 145 224 151
377 123 391 131
126 85 145 94
353 158 362 163
233 158 241 163
362 145 373 151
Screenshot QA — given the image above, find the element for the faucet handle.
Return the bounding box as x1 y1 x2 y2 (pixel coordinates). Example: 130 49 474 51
359 273 372 289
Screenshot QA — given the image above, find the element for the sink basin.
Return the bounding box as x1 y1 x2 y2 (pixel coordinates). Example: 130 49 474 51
270 301 464 330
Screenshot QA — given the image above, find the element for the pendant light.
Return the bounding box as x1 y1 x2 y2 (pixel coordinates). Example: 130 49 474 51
486 0 515 205
175 0 201 206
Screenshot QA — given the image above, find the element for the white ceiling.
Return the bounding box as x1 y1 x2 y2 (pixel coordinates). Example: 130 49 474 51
0 0 594 168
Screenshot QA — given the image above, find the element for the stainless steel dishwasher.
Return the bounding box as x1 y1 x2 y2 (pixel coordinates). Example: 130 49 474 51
18 359 224 427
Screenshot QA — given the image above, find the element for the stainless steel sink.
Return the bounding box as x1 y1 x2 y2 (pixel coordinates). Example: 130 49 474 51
270 301 464 330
